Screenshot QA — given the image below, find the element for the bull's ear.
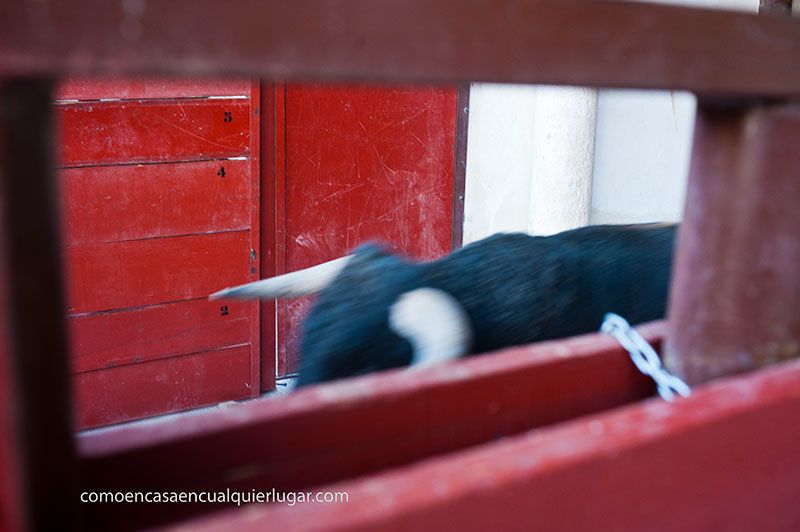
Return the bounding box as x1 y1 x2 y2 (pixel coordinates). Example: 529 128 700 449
209 255 354 300
388 288 472 367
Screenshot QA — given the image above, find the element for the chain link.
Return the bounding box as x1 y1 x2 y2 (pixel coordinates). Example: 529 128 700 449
600 313 691 402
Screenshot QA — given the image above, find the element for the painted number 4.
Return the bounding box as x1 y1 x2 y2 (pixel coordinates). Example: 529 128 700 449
217 166 226 177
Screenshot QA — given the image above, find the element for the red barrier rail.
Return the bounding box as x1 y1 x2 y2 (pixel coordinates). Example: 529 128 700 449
178 355 800 532
1 0 799 95
79 324 659 530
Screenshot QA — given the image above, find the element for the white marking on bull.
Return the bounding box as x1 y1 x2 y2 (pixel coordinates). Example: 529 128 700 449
388 288 472 367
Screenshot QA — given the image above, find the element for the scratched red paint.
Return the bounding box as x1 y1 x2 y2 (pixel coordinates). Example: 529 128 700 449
64 231 252 314
74 344 252 429
57 99 250 167
57 82 261 428
279 84 458 374
77 324 660 530
69 299 251 373
61 159 251 245
176 354 800 532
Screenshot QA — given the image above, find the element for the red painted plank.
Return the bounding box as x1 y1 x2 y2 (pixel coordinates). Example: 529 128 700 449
57 99 250 167
56 81 262 426
77 325 660 530
60 159 250 245
64 231 251 314
75 344 253 429
279 84 457 374
246 80 263 392
274 83 289 378
259 82 278 391
56 77 250 101
69 299 251 374
177 354 800 532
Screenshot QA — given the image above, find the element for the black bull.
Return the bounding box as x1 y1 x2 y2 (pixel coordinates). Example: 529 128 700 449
212 223 676 387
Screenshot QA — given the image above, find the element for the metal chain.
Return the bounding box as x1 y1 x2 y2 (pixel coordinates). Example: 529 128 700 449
600 313 691 402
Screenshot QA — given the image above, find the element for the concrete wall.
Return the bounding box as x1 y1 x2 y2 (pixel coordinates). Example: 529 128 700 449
589 90 695 225
463 84 537 243
462 0 759 243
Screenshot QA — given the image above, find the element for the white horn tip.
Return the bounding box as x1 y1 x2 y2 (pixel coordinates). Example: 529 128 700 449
208 285 257 301
208 288 229 301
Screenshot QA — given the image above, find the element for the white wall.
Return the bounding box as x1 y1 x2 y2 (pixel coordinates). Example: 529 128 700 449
589 90 695 224
590 0 758 224
528 87 596 236
463 84 537 243
464 85 597 241
462 0 759 243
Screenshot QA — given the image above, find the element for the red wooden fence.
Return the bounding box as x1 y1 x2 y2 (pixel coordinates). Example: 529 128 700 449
1 0 799 531
56 80 261 428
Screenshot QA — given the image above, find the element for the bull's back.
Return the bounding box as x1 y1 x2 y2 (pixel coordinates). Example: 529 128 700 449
428 223 677 354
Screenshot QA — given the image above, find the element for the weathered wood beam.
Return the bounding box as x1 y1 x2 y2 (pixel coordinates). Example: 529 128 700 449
665 102 800 384
1 0 799 96
0 79 80 532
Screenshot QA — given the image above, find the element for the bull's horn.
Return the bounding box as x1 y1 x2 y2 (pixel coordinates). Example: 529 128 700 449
388 288 472 367
209 255 354 300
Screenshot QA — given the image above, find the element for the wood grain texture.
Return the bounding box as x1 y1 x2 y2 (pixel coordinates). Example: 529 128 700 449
60 159 250 245
0 97 25 532
279 84 457 374
69 299 251 373
2 0 799 95
246 80 263 392
57 99 250 167
0 79 80 531
77 324 659 530
56 80 262 425
259 82 278 390
665 104 800 384
75 344 253 429
174 352 800 532
64 231 252 314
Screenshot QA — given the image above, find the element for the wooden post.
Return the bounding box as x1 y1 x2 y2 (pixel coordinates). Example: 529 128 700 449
759 0 792 15
0 79 80 531
664 103 800 384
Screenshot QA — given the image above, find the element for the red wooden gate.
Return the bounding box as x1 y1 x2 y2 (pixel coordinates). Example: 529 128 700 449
265 83 463 377
57 79 261 429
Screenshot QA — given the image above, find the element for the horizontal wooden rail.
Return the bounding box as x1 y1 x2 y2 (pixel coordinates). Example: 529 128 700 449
78 324 661 530
1 0 799 96
177 354 800 532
